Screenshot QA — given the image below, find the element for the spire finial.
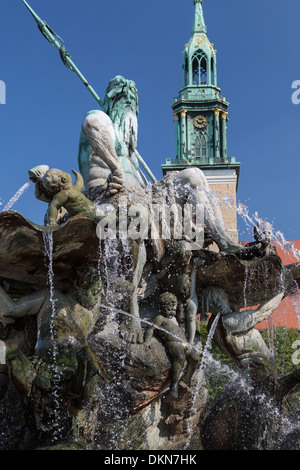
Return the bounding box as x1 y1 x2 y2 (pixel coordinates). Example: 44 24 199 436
193 0 206 34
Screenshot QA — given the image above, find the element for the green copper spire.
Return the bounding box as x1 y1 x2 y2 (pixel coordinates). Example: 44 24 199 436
162 0 240 177
162 0 241 238
193 0 207 34
181 0 216 88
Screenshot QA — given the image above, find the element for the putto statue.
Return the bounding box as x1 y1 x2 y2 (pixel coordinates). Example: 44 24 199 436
29 166 115 225
144 292 200 398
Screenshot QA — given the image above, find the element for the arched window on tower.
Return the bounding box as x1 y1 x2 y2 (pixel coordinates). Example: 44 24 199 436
201 134 207 158
195 134 207 161
192 51 207 86
192 57 199 85
195 136 200 158
200 57 207 84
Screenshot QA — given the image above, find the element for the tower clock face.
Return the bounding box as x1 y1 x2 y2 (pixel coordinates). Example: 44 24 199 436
193 115 207 129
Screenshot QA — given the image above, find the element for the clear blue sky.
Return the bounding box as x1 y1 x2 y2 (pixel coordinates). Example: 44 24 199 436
0 0 299 241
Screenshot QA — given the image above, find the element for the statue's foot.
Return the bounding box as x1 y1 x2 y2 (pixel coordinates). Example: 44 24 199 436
106 172 125 197
119 320 144 344
170 383 179 398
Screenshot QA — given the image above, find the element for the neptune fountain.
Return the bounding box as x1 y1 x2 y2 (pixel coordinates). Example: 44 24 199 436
0 74 299 451
0 1 300 451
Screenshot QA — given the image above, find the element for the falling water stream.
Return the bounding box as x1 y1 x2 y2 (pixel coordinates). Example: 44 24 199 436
42 231 63 441
1 181 32 212
184 312 221 449
96 237 136 449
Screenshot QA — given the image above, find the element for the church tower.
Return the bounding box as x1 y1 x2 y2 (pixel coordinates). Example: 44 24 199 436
162 0 240 241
